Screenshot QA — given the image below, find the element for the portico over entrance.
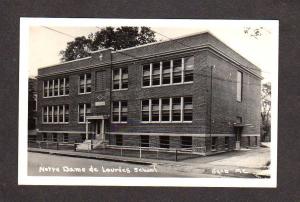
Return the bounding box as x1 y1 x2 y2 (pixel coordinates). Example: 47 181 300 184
85 115 109 140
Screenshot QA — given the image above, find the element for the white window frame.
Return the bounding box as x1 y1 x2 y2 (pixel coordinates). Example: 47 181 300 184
43 78 69 98
78 103 90 123
79 73 92 95
111 101 128 123
112 68 128 91
142 56 194 89
141 96 192 123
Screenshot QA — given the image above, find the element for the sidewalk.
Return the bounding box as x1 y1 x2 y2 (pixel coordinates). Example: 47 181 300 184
28 147 270 178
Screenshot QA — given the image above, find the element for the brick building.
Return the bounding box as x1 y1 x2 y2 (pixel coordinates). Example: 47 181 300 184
36 31 262 153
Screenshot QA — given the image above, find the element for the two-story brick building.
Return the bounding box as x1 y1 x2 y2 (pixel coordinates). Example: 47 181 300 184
36 31 262 153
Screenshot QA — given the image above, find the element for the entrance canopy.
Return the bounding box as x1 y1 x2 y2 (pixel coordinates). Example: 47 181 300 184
86 115 109 120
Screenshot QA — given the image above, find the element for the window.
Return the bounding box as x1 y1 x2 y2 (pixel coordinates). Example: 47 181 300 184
236 116 242 124
152 62 160 86
159 136 170 148
172 97 181 121
53 106 58 123
52 134 57 142
43 78 69 97
142 64 151 87
162 61 171 84
181 136 192 148
43 105 69 123
237 71 243 102
43 106 48 123
121 68 128 89
183 97 193 121
121 101 128 122
140 135 149 147
172 59 182 84
141 100 150 122
116 135 123 145
142 56 194 88
42 133 47 141
63 133 68 142
78 103 91 123
112 101 128 123
161 98 170 122
48 106 53 122
113 68 128 90
141 96 192 123
54 79 59 96
49 80 53 96
211 137 217 151
43 81 48 97
79 73 92 94
184 56 194 82
151 99 159 122
225 137 229 149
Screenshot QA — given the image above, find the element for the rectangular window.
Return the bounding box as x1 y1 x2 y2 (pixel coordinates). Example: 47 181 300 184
48 106 53 122
49 80 53 96
211 137 217 151
181 136 192 148
52 134 57 142
113 69 120 89
151 99 159 122
78 103 90 123
43 133 47 141
141 100 150 122
172 59 182 84
184 56 194 82
116 135 123 146
79 73 92 94
121 68 128 89
152 62 160 86
59 78 64 95
120 101 128 122
112 101 120 122
113 68 128 90
65 78 69 95
162 61 171 85
43 106 48 123
53 105 58 123
140 135 149 147
43 81 48 97
112 101 128 123
183 97 193 121
64 105 69 123
237 71 243 102
159 136 170 148
161 98 170 122
225 136 229 149
54 79 59 96
142 64 151 87
63 133 68 142
59 105 64 122
172 97 181 121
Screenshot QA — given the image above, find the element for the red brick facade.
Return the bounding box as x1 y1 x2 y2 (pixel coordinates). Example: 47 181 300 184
36 32 262 153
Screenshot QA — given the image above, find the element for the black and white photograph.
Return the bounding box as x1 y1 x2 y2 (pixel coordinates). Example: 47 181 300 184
19 18 278 187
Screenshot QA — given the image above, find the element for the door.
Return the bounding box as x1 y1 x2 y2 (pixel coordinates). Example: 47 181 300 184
95 119 105 140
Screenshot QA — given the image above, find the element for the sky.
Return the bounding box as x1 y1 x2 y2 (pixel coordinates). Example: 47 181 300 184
28 19 278 82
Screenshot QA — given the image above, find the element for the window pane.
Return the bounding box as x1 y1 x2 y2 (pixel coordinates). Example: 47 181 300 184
121 101 127 122
65 78 69 95
64 105 69 122
162 61 171 84
161 98 170 121
237 71 242 102
183 97 193 121
142 100 150 122
54 79 59 96
121 68 128 89
173 59 182 84
113 69 120 89
112 102 119 122
44 81 48 97
86 74 92 92
159 136 169 148
184 57 194 82
172 97 181 121
48 106 53 122
143 65 150 87
151 99 159 121
140 135 149 147
43 107 47 122
49 81 53 96
152 63 160 86
181 136 192 148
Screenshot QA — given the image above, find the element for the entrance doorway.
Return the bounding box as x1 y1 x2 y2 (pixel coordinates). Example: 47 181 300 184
94 119 105 140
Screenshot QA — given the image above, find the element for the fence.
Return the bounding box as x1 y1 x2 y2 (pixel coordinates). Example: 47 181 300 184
28 141 75 151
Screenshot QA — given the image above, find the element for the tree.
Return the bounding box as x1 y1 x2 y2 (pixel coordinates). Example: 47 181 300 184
261 82 271 142
59 26 157 62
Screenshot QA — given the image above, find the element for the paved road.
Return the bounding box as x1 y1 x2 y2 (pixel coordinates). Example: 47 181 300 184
28 152 215 177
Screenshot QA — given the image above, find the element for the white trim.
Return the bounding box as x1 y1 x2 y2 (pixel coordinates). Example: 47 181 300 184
241 134 260 137
39 56 92 69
